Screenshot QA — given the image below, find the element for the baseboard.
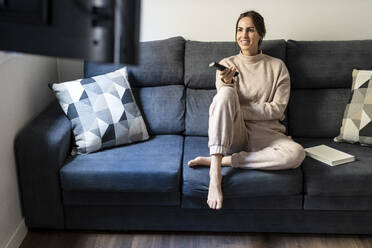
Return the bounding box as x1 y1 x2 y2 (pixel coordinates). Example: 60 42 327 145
3 218 28 248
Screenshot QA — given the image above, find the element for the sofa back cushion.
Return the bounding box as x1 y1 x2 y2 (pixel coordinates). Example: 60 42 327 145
287 40 372 138
85 36 185 87
84 37 186 135
185 39 287 89
184 39 287 136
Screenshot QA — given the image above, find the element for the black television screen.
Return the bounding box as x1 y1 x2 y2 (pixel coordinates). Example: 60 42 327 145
0 0 140 64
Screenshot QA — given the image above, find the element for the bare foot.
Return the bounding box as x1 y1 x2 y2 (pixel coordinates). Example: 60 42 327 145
188 156 211 167
207 173 223 210
188 156 232 167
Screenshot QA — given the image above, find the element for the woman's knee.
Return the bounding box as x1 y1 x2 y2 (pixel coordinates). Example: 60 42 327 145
277 142 306 169
215 86 238 105
288 143 306 169
210 87 239 117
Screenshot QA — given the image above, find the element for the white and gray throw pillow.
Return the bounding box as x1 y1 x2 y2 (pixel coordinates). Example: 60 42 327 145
50 67 149 154
334 69 372 146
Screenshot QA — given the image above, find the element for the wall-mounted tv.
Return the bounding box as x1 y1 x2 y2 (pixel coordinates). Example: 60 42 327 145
0 0 140 64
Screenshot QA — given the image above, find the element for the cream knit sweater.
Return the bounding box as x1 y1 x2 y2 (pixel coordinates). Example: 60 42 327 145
216 51 290 134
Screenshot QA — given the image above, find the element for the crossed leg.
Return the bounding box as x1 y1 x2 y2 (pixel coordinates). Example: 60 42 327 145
188 138 305 210
188 137 305 170
190 86 247 210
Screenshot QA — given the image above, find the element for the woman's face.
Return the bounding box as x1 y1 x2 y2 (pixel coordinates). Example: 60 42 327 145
236 17 262 55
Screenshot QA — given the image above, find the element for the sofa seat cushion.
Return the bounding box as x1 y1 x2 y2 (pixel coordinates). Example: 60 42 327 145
294 137 372 210
182 136 303 210
60 135 183 206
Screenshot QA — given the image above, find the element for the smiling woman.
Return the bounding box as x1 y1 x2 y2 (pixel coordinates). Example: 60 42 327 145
188 10 306 211
235 10 266 56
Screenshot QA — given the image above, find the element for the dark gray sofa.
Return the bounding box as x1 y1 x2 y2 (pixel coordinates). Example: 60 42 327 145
15 36 372 234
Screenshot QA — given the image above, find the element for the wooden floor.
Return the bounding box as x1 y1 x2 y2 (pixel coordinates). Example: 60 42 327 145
20 230 372 248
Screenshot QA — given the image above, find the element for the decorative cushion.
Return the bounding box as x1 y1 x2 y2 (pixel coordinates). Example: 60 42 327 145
334 69 372 146
49 67 149 154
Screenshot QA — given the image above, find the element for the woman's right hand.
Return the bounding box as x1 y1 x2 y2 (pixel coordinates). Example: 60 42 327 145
219 66 237 84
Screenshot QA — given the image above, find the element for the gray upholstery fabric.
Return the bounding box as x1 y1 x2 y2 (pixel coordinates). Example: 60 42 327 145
60 135 183 194
63 191 179 206
287 40 372 89
185 88 215 136
64 206 372 234
182 136 303 209
182 196 302 210
84 36 185 87
14 100 71 228
294 137 372 210
295 137 372 196
304 196 372 211
185 39 287 89
133 85 185 135
288 89 350 137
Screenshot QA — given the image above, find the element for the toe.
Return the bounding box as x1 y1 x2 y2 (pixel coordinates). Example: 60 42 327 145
216 201 222 210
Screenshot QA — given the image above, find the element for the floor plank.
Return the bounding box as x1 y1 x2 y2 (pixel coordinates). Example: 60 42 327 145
19 231 372 248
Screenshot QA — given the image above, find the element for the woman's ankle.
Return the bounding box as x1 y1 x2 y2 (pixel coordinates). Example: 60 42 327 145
221 156 232 166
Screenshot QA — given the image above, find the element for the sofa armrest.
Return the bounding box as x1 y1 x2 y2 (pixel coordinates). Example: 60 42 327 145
14 100 72 229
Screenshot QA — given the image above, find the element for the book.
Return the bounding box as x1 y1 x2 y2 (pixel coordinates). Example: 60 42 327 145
304 145 355 166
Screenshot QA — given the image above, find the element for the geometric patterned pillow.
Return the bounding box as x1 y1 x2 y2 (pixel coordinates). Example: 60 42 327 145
334 69 372 146
49 67 150 154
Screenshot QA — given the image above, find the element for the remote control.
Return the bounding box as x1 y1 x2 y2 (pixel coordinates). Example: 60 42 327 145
209 62 239 77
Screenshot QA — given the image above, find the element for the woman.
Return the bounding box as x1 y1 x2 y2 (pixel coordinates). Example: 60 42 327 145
188 10 306 210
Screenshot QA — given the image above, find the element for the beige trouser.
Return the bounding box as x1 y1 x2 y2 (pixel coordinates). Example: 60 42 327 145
208 86 306 170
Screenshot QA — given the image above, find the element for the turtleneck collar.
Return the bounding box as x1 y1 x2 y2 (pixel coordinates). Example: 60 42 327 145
238 50 264 63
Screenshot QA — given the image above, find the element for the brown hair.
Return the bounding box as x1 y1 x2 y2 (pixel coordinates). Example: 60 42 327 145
235 10 266 48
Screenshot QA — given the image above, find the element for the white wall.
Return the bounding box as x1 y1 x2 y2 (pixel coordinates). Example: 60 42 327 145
59 0 372 80
0 52 58 248
140 0 372 41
